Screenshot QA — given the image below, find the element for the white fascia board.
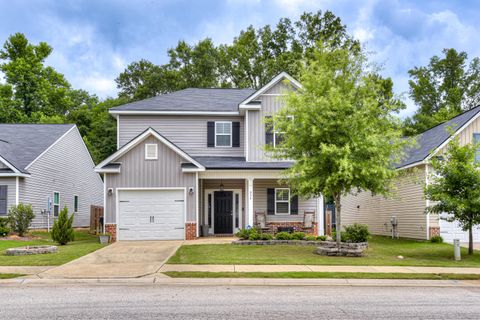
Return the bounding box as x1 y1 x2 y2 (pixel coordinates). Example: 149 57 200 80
25 125 76 170
239 72 302 106
95 128 205 171
397 161 425 170
0 173 30 178
239 104 261 110
94 168 121 173
109 110 240 116
182 168 206 173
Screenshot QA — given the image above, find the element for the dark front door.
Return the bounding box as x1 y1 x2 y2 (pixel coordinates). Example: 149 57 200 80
214 191 233 234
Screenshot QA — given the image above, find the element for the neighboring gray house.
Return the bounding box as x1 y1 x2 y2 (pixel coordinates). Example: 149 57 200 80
96 72 324 241
0 124 104 228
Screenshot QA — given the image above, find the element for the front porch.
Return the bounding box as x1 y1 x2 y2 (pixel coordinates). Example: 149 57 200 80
196 171 324 238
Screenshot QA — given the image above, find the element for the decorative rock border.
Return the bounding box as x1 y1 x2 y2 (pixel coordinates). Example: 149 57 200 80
316 241 368 257
5 245 58 256
232 240 321 246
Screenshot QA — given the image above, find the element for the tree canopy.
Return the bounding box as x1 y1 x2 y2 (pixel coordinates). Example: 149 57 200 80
266 45 408 246
403 48 480 135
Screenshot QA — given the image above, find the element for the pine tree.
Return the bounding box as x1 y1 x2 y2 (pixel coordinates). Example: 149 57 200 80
51 206 75 245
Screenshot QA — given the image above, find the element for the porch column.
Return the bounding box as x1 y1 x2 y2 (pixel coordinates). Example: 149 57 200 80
317 194 325 236
247 177 254 227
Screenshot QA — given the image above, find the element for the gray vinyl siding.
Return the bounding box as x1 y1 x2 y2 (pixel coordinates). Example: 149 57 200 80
253 179 317 223
118 115 244 157
19 127 103 228
341 166 428 239
200 179 246 228
247 82 290 161
0 177 16 215
105 135 197 224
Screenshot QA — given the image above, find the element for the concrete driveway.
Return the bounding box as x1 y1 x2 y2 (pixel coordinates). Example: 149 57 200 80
39 241 182 279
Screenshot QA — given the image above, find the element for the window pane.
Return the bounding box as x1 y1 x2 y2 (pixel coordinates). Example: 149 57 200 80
275 132 284 147
74 196 79 212
54 193 59 204
276 189 289 201
216 122 231 134
276 202 289 214
216 135 230 146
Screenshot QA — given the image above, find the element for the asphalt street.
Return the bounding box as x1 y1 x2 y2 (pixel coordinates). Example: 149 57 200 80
1 284 479 319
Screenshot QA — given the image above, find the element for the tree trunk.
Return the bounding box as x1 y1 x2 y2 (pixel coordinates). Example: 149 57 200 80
469 225 473 255
334 193 342 248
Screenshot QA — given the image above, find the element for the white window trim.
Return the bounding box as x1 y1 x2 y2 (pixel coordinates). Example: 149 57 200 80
273 116 293 148
214 121 232 148
145 143 158 160
73 195 79 213
275 188 290 215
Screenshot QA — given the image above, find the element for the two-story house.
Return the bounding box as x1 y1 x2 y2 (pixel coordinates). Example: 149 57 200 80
95 72 324 241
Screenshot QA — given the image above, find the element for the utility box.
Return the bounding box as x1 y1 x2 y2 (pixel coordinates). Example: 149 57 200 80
453 239 461 261
390 216 399 239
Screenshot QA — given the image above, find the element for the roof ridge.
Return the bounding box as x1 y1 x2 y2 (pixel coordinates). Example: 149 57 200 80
414 105 480 137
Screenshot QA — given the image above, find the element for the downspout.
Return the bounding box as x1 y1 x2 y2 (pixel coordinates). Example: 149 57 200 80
425 164 430 240
15 176 19 205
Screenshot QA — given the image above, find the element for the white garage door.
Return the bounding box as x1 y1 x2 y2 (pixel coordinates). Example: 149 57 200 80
439 213 480 243
118 189 185 241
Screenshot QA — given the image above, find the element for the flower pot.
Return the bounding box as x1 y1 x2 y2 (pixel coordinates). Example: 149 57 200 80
99 235 110 244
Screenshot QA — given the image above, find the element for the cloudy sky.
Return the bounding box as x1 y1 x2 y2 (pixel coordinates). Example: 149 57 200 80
0 0 478 117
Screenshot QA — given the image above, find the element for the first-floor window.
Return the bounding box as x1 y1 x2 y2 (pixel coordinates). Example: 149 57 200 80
0 185 7 215
53 192 60 216
275 188 290 214
74 195 79 213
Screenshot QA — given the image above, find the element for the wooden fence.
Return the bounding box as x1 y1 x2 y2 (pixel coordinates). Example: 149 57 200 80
90 205 104 234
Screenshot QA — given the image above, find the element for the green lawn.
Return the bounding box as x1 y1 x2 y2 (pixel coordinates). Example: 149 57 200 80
168 236 480 267
164 271 480 280
0 274 24 279
0 230 105 266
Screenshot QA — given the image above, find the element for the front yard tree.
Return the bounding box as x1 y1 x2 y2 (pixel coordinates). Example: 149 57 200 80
425 137 480 255
267 45 407 247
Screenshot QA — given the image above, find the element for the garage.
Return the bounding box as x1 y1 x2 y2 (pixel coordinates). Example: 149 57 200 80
439 213 480 243
117 189 185 241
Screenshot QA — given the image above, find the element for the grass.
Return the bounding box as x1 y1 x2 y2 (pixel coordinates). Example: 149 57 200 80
0 274 24 279
0 230 105 266
168 236 480 267
164 271 480 280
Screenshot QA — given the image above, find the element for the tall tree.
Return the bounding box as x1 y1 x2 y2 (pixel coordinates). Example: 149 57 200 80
266 45 407 247
425 137 480 255
404 48 480 135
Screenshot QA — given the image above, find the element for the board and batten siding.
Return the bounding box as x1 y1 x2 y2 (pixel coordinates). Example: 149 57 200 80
439 115 480 155
247 82 293 161
0 177 16 215
342 166 428 239
19 127 103 228
253 179 317 223
105 135 196 224
118 115 244 157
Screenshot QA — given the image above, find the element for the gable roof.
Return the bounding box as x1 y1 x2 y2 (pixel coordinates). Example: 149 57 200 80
0 124 76 174
109 88 255 114
398 105 480 168
95 127 205 172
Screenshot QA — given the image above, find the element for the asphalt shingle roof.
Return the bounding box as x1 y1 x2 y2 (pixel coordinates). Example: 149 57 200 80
0 124 75 173
398 105 480 168
110 88 255 112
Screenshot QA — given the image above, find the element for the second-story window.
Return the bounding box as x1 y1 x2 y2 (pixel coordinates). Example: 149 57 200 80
273 116 293 148
215 121 232 147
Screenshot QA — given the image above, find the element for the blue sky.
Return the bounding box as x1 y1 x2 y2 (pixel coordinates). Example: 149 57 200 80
0 0 478 117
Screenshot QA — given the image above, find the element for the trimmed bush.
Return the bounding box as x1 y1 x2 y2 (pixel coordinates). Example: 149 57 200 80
316 235 327 241
291 232 306 240
0 217 10 237
332 229 347 242
235 228 251 240
343 223 370 243
275 232 292 240
430 235 444 243
260 233 273 240
305 235 317 241
51 206 75 245
8 203 35 237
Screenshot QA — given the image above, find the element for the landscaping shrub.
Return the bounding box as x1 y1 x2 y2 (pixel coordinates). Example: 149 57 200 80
235 228 251 240
8 203 35 237
331 229 347 242
260 233 273 240
291 232 306 240
316 235 327 241
343 223 370 243
248 228 261 240
305 235 317 241
51 206 75 245
275 232 292 240
0 217 10 237
430 235 444 243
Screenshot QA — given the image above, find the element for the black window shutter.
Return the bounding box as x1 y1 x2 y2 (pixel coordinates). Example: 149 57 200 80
207 122 215 147
267 188 275 215
232 122 240 147
0 185 7 215
265 116 273 146
290 195 298 215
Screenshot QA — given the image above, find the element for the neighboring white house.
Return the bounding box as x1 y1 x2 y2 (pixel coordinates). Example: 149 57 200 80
0 124 104 228
342 106 480 243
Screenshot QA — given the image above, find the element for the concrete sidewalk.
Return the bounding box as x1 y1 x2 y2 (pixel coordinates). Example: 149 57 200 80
160 264 480 274
0 266 55 275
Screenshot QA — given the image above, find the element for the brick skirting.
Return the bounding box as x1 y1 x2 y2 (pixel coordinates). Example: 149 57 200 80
185 222 197 240
105 224 117 242
266 222 318 236
429 226 440 239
